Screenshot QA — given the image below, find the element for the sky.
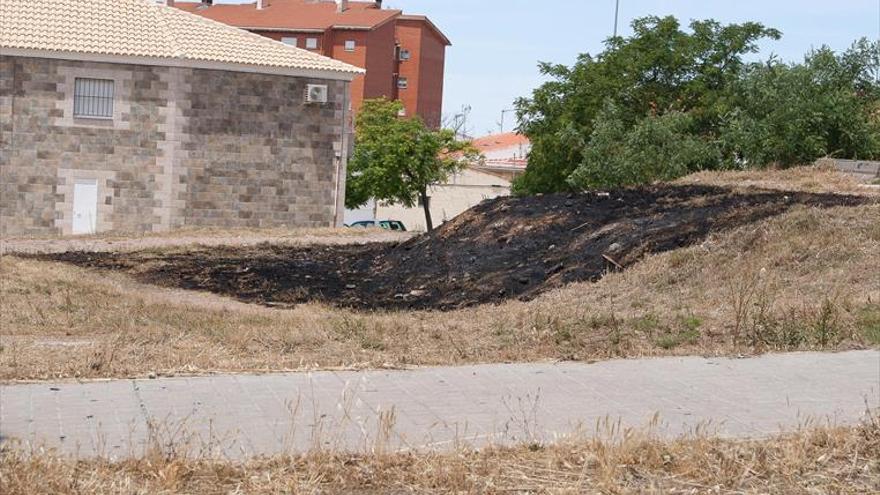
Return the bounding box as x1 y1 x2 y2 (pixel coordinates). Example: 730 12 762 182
216 0 880 136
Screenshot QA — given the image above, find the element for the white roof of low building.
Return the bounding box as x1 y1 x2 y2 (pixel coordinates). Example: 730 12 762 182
0 0 364 80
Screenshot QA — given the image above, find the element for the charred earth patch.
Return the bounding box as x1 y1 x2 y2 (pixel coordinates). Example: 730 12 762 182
37 185 871 311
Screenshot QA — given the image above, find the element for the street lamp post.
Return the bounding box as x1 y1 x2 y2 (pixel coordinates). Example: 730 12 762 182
613 0 620 38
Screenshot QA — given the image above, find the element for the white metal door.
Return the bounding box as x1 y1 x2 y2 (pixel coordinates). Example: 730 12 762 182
72 179 98 235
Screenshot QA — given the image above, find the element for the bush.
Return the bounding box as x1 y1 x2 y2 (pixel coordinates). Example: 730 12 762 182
569 106 721 190
721 42 880 167
513 15 880 193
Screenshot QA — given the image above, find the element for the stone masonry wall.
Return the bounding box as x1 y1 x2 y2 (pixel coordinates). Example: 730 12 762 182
0 56 13 224
181 69 346 228
0 55 346 236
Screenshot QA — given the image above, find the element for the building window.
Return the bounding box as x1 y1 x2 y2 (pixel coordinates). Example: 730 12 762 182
281 37 297 46
73 78 114 119
344 40 356 52
306 37 318 49
397 77 408 89
417 195 430 209
399 48 412 61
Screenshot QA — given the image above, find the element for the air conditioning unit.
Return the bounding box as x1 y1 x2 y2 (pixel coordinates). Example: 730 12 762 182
304 84 329 104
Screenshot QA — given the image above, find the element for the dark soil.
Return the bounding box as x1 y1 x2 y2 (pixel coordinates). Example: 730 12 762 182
36 185 870 311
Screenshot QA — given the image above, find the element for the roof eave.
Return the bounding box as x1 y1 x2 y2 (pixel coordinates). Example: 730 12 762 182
2 47 364 81
397 15 451 46
239 27 327 33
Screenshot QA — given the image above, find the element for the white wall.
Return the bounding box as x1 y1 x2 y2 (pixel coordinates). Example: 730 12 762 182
344 198 377 225
481 142 531 162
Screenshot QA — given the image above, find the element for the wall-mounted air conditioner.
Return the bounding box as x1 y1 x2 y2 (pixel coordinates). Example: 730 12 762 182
305 84 329 104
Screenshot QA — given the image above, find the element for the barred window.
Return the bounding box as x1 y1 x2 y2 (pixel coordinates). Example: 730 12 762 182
73 78 114 119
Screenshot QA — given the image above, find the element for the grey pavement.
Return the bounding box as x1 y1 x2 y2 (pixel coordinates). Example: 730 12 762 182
1 350 878 459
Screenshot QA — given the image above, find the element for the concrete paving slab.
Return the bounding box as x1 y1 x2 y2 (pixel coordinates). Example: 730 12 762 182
1 350 877 459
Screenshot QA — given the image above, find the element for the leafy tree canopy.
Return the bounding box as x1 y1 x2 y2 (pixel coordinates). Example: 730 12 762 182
514 15 880 193
721 40 880 167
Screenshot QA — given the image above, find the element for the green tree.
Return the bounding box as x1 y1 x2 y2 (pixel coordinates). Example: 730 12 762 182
346 98 477 231
721 41 880 167
513 16 781 194
569 105 721 190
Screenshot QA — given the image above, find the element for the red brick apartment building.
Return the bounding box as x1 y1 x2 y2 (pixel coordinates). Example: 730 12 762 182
173 0 450 128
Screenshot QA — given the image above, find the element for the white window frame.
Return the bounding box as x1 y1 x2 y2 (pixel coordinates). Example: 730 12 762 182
397 77 409 89
73 78 115 120
281 37 298 47
306 37 319 50
344 40 356 52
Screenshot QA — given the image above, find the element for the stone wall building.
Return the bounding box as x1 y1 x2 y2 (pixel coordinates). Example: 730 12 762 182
0 0 362 237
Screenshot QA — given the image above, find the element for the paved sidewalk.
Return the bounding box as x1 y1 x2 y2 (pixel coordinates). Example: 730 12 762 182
2 351 878 459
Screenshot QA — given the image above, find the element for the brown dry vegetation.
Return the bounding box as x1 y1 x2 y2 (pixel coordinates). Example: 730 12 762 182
1 166 878 381
2 417 878 494
0 226 410 255
678 160 880 196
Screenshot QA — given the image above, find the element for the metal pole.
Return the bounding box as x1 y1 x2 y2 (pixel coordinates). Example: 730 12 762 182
613 0 620 38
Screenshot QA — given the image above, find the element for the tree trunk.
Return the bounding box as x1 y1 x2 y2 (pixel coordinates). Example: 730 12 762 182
420 188 433 232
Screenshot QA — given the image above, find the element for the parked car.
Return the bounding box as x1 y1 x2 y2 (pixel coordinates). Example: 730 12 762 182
347 220 407 231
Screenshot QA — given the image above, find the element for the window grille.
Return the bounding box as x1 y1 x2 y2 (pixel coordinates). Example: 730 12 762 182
73 78 114 119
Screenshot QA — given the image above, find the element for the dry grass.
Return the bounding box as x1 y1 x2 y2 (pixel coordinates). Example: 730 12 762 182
1 166 878 381
677 161 880 196
2 202 877 381
2 416 878 494
0 225 393 243
0 225 410 255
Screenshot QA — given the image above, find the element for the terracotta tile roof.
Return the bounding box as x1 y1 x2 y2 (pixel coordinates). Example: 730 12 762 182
0 0 364 77
176 0 400 31
471 133 531 153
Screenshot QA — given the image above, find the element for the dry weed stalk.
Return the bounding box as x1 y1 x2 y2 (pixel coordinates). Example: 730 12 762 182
1 413 877 494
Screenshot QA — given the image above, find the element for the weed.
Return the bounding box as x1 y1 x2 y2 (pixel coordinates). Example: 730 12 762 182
655 328 700 350
858 304 880 345
812 299 839 347
630 313 662 334
1 418 877 494
678 314 703 332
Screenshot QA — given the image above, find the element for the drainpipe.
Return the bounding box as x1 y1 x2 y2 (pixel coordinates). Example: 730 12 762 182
334 82 351 227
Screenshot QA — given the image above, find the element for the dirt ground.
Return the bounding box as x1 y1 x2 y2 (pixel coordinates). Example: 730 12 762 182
36 184 871 311
0 227 410 255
